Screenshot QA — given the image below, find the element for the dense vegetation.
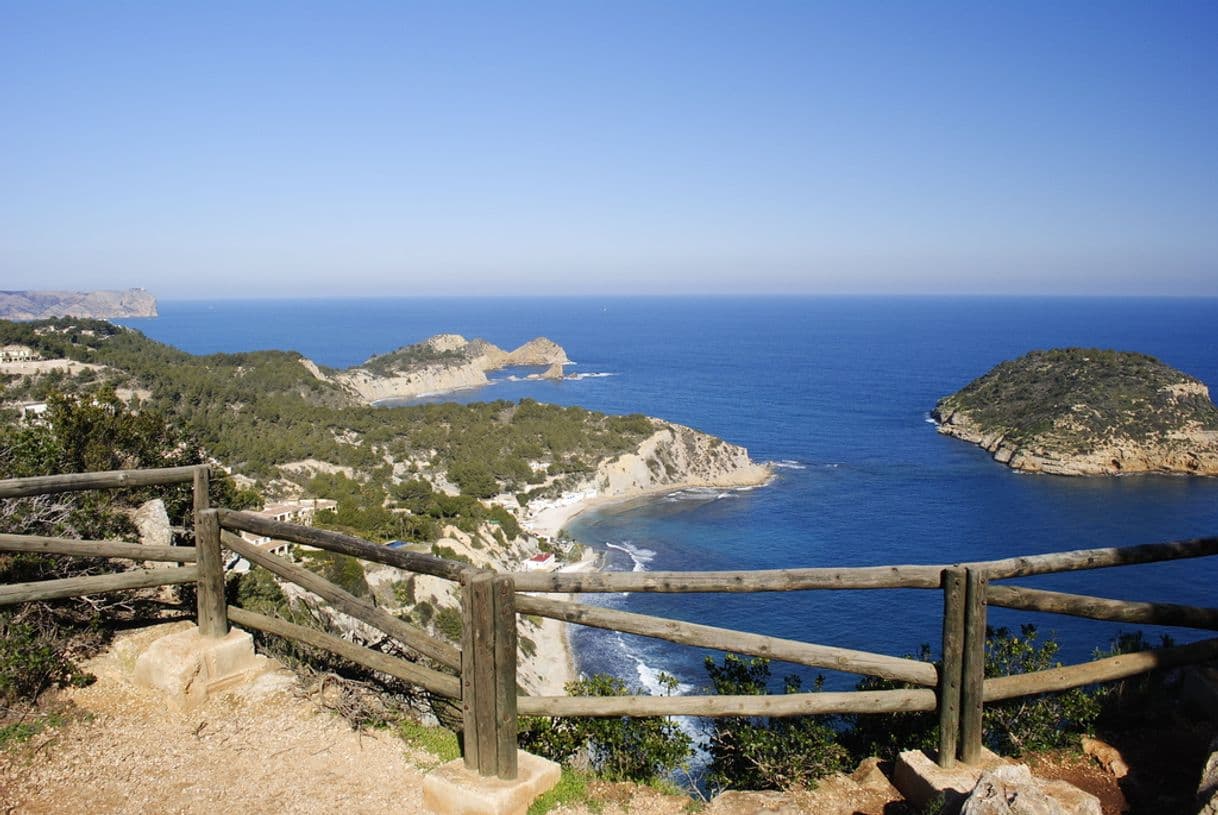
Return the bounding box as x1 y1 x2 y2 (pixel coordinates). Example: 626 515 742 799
357 338 471 376
933 348 1218 451
0 393 257 706
0 318 653 501
521 626 1162 795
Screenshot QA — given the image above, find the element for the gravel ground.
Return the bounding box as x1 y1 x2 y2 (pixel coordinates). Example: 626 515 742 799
0 623 429 815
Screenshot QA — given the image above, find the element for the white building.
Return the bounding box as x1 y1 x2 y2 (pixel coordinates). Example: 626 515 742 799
522 552 557 572
229 498 339 571
1 345 38 362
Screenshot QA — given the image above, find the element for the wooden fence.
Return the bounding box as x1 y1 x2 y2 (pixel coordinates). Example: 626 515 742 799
2 468 1217 781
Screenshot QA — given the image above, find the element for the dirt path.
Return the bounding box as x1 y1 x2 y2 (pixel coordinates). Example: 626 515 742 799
0 623 430 815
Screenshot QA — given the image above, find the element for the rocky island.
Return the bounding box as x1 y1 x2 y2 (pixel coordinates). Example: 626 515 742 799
0 288 157 320
932 348 1218 476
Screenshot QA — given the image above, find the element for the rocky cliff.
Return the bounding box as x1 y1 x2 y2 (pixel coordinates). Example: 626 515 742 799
932 348 1218 476
0 289 157 320
597 422 772 495
331 333 569 403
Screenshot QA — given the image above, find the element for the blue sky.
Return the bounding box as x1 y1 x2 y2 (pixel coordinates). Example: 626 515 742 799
2 1 1216 297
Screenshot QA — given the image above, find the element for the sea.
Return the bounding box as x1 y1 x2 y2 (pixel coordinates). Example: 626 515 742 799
119 296 1218 699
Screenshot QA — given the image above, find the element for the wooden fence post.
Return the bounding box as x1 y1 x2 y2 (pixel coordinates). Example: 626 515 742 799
192 465 210 520
194 508 228 638
959 568 988 764
461 572 520 780
937 566 966 768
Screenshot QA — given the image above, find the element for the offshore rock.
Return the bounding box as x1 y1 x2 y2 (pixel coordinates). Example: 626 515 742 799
933 348 1218 476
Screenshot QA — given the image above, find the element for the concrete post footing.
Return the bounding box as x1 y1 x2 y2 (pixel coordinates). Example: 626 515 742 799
133 625 267 710
423 751 561 815
893 748 1007 812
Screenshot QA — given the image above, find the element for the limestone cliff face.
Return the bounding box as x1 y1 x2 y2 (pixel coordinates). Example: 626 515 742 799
335 364 490 403
596 423 771 496
0 289 157 320
330 333 569 403
506 338 570 367
933 348 1218 476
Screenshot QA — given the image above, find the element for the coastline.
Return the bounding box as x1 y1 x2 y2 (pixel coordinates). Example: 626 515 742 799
522 464 775 541
518 547 599 694
518 464 774 690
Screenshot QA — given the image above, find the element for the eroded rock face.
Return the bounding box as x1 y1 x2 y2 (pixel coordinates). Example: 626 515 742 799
596 423 771 497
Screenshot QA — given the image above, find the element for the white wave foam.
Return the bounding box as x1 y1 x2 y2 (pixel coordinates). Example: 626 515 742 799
771 459 807 470
635 656 693 696
924 413 938 424
604 541 655 572
566 372 617 380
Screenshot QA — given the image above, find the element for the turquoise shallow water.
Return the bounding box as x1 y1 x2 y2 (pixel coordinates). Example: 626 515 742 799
122 295 1218 692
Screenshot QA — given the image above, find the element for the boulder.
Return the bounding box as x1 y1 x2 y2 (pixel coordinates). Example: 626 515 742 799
1081 736 1129 779
1197 736 1218 815
961 765 1101 815
132 499 172 548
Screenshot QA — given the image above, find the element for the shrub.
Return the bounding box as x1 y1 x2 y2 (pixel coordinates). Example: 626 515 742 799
518 674 692 783
435 606 463 642
982 624 1103 755
703 655 848 792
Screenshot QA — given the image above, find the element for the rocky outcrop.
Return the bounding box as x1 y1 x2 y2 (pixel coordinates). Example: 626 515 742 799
0 289 157 320
330 334 570 403
596 422 771 497
961 765 1101 815
335 363 489 403
933 349 1218 476
505 337 570 367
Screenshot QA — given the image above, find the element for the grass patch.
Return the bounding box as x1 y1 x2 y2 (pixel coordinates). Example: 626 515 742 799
0 708 73 750
528 767 600 815
396 719 460 764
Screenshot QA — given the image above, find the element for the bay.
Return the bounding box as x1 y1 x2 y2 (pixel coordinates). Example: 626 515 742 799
121 295 1218 692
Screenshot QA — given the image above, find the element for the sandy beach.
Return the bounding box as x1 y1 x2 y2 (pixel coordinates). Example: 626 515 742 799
523 466 775 541
517 463 774 691
517 547 599 694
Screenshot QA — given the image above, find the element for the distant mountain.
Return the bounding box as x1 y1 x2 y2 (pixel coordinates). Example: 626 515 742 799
0 289 157 320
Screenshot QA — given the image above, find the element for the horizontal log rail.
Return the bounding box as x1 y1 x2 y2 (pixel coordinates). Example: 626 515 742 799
512 564 943 593
987 584 1218 631
971 536 1218 580
227 606 461 699
984 635 1218 702
0 533 197 563
217 508 472 583
0 465 203 499
0 566 200 606
220 530 460 670
517 687 937 718
516 593 938 687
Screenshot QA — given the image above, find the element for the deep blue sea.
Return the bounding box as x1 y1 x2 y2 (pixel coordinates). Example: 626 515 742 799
120 296 1218 695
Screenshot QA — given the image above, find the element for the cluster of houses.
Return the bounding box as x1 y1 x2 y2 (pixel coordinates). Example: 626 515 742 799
1 344 40 363
226 498 339 571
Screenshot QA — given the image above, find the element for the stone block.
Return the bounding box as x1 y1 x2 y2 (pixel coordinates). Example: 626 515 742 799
133 625 266 710
422 751 561 815
893 749 1007 812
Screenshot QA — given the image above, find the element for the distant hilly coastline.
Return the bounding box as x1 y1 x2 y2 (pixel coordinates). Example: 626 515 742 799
932 348 1218 476
0 289 157 320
